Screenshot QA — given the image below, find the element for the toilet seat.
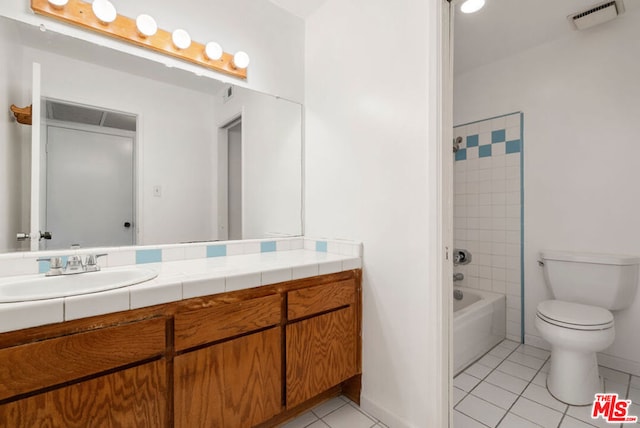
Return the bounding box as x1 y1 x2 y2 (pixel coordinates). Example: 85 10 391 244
536 300 614 331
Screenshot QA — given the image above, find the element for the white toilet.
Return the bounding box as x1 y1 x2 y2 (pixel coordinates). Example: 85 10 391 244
535 251 640 405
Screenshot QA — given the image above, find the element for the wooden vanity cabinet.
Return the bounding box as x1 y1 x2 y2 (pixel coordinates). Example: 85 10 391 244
0 317 168 428
0 270 362 428
286 279 360 408
173 293 283 428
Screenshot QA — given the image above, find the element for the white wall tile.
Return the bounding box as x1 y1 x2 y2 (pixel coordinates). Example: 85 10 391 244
130 281 182 309
65 288 130 321
182 276 225 299
506 126 520 140
505 114 520 128
467 147 479 159
225 272 262 292
0 298 64 333
318 260 342 275
292 264 319 280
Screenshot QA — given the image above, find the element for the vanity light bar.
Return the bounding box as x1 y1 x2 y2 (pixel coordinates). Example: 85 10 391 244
32 0 248 79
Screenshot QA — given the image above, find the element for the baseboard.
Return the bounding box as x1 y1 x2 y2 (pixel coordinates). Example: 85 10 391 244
360 394 413 428
598 352 640 378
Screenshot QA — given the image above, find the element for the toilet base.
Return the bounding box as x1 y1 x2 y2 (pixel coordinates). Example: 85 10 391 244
547 348 603 405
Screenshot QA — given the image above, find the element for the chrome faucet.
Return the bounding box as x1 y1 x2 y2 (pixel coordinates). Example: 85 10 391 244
37 254 107 276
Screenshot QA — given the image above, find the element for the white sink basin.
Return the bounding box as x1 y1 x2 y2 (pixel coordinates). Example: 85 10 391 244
0 267 159 303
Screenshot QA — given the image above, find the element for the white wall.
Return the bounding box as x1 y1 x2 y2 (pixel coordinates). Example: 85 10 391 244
22 46 217 246
214 86 302 239
0 0 305 103
305 1 447 426
454 8 640 375
0 21 30 252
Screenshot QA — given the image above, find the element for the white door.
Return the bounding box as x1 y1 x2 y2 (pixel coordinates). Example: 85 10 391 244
45 125 134 249
228 122 242 240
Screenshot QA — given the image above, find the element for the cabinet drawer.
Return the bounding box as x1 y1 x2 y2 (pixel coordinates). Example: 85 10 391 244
288 279 356 321
0 317 166 401
174 294 281 352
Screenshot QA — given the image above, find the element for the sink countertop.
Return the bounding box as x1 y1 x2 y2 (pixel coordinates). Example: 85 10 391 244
0 249 362 333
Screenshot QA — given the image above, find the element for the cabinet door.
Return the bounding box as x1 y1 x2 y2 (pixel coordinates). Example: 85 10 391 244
286 306 358 408
174 327 282 428
0 359 167 428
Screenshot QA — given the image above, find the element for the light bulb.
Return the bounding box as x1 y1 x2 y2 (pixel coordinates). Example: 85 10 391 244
47 0 68 9
205 42 223 61
232 51 250 69
136 14 157 38
92 0 117 24
460 0 485 14
172 29 191 50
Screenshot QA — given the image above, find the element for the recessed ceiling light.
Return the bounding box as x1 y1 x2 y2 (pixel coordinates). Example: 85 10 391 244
460 0 485 14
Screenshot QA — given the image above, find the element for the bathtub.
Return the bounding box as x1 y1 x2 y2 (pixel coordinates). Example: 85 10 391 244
454 286 506 375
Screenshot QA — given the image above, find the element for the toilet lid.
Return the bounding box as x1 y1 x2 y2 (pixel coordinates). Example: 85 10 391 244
536 300 614 330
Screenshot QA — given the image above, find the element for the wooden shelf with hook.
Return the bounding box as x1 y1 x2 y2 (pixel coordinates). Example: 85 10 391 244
31 0 247 80
10 104 32 125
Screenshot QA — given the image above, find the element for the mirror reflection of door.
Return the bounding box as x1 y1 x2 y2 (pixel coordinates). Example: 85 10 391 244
42 100 136 250
217 116 243 241
227 121 242 240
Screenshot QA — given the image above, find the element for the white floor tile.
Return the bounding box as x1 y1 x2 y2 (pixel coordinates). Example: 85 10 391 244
629 386 640 403
541 361 550 373
497 360 537 382
532 371 547 387
455 373 482 392
471 381 518 410
478 354 504 369
631 376 640 389
465 362 493 380
454 387 468 406
567 404 621 428
510 397 563 427
457 395 507 428
560 416 600 428
522 383 568 412
489 346 513 359
321 403 376 428
605 380 629 398
485 370 528 395
497 412 539 428
599 366 630 385
347 402 379 423
282 411 319 428
307 421 330 428
506 352 546 370
497 340 520 351
515 344 550 360
454 410 488 428
312 397 348 418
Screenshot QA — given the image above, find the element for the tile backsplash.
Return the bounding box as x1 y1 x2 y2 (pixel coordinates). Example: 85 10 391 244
454 112 523 343
0 237 363 279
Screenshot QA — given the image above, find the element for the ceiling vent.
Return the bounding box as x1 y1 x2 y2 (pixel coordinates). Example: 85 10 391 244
568 0 625 30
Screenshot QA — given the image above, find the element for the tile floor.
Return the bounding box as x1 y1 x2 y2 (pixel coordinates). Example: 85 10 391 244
454 339 640 427
281 395 388 428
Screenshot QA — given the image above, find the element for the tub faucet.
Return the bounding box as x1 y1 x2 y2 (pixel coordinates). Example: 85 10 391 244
453 272 464 282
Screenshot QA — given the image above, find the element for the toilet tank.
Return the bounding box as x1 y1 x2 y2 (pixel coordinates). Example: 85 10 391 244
540 251 640 310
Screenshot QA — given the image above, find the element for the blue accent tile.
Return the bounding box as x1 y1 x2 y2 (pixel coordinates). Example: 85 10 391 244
506 139 521 154
466 134 479 147
455 148 467 161
136 249 162 264
260 241 276 253
315 241 328 252
491 129 506 143
479 145 492 158
207 245 227 257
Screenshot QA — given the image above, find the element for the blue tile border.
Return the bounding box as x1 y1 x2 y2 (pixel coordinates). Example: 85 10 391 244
491 129 506 143
38 255 69 273
207 245 227 257
466 134 479 147
315 241 328 252
136 249 162 264
455 149 467 161
479 145 492 158
260 241 276 253
506 140 521 154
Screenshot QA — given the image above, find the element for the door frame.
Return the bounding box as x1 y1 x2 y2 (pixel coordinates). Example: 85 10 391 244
216 111 244 241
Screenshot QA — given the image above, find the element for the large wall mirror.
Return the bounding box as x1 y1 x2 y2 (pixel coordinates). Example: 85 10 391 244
0 16 303 253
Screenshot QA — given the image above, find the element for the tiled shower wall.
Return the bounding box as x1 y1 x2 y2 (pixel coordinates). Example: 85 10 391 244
453 112 523 342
